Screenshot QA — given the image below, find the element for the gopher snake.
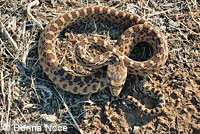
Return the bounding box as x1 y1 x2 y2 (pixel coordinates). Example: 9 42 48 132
38 6 168 115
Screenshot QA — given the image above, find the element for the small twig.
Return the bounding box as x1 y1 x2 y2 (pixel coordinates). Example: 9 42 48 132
6 79 12 126
31 78 41 103
68 100 94 109
22 21 26 41
59 51 67 64
147 76 154 83
0 110 5 129
15 103 28 122
0 73 9 82
37 85 53 100
144 7 179 18
27 0 44 30
0 71 5 105
63 102 84 134
21 41 29 66
92 19 97 33
56 89 84 134
1 43 15 59
70 32 81 43
0 22 18 51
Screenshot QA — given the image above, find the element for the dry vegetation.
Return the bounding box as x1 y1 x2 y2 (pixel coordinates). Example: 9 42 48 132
0 0 200 133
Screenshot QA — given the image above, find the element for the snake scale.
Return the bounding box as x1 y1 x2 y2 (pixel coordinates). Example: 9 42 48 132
38 6 168 115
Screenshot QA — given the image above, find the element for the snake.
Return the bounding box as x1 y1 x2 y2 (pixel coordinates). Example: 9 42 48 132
38 6 168 115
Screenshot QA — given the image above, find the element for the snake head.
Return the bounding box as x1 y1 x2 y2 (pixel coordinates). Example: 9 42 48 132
107 59 128 96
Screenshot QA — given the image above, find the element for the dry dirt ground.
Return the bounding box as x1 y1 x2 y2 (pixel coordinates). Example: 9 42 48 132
0 0 200 134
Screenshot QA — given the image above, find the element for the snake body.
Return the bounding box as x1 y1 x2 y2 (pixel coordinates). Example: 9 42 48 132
38 6 168 115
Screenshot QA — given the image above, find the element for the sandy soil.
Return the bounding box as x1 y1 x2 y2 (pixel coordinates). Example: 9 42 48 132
0 0 199 133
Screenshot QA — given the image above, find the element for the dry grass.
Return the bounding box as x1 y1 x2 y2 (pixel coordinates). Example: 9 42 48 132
0 0 200 133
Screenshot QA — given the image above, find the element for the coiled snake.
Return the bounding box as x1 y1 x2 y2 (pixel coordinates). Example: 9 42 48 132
38 6 168 115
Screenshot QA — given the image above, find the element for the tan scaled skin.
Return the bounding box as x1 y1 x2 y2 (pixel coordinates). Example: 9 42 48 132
38 6 168 115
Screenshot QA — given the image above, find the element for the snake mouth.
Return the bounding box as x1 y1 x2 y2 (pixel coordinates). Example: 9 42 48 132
107 78 124 96
110 86 123 96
